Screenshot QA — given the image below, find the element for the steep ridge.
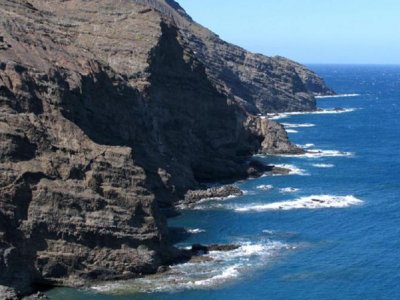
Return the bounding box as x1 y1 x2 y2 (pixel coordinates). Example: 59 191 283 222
0 0 332 297
130 0 335 113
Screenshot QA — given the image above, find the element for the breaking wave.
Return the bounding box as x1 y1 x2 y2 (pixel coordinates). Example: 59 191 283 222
278 149 354 158
315 93 360 99
234 195 363 212
187 228 206 234
286 129 298 133
282 123 315 128
267 108 357 120
297 143 315 149
280 187 300 193
91 241 294 294
257 184 274 191
312 163 335 168
243 190 257 196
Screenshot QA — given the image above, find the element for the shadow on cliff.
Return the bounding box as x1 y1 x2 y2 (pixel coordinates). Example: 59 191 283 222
56 23 259 208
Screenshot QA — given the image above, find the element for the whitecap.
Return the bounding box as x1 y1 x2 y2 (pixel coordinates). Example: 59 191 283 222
242 190 257 196
296 143 315 149
92 283 124 293
280 187 300 193
282 123 315 128
192 265 240 287
192 203 225 210
267 108 357 120
312 163 335 168
277 149 354 158
268 113 289 120
315 93 360 99
187 228 206 234
286 129 298 133
234 195 363 212
297 143 315 149
257 184 273 191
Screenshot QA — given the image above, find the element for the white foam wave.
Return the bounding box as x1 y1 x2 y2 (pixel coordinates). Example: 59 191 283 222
192 203 225 210
278 149 354 158
280 187 300 193
267 108 357 120
234 195 363 212
242 190 257 196
92 283 124 293
187 228 206 234
286 129 298 133
297 143 315 149
257 184 273 191
272 164 308 176
312 163 335 168
315 93 360 99
282 123 315 128
192 265 240 287
91 241 293 293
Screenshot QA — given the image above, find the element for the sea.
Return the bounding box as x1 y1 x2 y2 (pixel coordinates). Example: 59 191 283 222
46 65 400 300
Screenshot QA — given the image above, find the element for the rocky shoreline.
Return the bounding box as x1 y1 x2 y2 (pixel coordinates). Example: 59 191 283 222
178 164 293 208
0 0 334 298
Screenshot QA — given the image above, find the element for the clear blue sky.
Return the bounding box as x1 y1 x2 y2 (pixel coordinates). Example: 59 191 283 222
178 0 400 64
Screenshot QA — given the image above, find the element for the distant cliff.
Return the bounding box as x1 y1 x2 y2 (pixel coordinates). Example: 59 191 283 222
134 0 334 113
0 0 333 297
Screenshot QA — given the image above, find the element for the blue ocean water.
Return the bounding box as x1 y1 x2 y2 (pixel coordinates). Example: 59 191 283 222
47 65 400 300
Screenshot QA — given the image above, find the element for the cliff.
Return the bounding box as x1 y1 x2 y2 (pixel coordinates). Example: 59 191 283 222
131 0 335 113
0 0 333 297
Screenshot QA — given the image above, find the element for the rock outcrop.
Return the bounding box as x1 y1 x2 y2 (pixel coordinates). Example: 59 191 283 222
0 0 333 297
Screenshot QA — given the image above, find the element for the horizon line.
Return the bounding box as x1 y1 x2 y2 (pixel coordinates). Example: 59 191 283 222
303 62 400 66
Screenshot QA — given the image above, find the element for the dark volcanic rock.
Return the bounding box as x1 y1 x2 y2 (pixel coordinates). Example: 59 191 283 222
183 185 243 205
0 0 333 295
206 244 240 252
190 244 240 255
246 160 292 177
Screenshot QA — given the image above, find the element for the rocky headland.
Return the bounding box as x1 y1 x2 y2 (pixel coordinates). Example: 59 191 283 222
0 0 334 297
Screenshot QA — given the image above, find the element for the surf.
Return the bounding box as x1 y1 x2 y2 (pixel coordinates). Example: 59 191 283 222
234 195 363 212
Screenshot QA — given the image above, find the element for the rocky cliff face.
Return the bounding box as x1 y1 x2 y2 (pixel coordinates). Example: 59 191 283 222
129 0 335 113
0 0 333 296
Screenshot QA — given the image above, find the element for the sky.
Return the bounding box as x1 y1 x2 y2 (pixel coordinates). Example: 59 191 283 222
177 0 400 64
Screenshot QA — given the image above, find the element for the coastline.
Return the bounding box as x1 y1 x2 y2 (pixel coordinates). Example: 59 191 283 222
0 1 335 298
43 60 400 300
46 104 347 297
